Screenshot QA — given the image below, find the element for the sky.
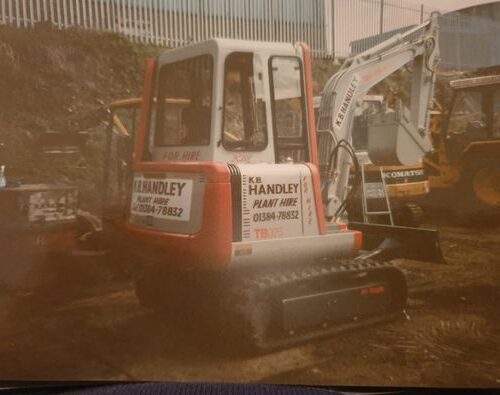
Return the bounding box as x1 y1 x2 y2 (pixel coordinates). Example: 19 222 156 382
407 0 496 12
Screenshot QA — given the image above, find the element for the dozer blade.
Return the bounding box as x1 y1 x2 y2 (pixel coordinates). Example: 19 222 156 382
349 222 446 264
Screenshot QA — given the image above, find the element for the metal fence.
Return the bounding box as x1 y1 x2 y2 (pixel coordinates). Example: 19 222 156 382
351 11 500 70
331 0 433 57
439 13 500 70
1 0 499 70
0 0 329 56
0 0 434 58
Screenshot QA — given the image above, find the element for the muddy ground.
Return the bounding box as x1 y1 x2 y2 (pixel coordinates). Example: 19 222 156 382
0 218 498 389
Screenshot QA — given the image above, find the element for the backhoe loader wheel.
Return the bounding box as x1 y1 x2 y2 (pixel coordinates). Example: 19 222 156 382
470 160 500 208
393 203 424 227
461 159 500 219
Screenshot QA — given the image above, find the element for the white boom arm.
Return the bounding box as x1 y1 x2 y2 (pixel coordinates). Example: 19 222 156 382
316 13 440 219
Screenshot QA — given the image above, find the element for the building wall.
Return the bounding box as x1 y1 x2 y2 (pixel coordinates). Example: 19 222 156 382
351 2 500 71
457 2 500 20
439 2 500 70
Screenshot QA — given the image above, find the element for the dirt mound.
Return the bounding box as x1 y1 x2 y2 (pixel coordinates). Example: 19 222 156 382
0 23 161 208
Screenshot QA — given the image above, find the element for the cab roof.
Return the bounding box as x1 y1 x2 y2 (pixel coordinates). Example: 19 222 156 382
158 38 300 64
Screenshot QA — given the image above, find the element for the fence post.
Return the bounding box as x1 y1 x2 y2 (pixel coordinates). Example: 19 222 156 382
331 0 335 58
323 0 333 57
106 0 111 31
21 0 26 27
29 0 35 26
36 0 41 23
21 0 26 26
62 0 67 27
379 0 384 35
15 0 20 27
56 0 61 28
420 4 424 23
457 15 462 70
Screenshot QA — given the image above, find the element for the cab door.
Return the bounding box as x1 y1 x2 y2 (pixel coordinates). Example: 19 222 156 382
102 100 140 220
217 51 275 164
269 56 310 164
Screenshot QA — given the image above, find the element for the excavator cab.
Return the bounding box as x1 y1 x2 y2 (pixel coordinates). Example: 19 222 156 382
127 39 334 270
142 41 312 166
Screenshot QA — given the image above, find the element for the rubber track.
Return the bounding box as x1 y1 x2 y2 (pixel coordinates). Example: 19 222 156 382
225 258 406 351
248 259 396 290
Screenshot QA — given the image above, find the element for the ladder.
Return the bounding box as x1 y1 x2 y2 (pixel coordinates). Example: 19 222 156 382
360 165 394 225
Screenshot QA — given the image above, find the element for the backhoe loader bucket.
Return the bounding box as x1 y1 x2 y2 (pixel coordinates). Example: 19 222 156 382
350 222 445 264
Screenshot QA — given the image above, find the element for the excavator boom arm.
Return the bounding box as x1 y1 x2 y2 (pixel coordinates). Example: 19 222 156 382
316 13 440 218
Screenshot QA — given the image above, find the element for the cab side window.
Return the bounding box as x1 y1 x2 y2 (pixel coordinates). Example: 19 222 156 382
269 57 308 163
222 52 268 151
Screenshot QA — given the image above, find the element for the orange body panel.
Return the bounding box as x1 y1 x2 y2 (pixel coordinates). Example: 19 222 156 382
126 162 233 271
301 43 327 236
353 230 363 254
300 43 319 168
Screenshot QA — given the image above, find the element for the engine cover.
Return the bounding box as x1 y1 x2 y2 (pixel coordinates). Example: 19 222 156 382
229 164 320 242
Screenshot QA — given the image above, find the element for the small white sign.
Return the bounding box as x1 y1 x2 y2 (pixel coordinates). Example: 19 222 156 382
29 191 76 223
130 175 193 222
365 182 386 199
237 165 318 241
242 171 302 240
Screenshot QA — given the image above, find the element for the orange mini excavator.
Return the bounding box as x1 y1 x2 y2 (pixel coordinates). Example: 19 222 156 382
102 14 443 350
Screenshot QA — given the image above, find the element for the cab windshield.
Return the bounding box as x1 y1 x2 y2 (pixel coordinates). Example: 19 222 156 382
154 55 213 147
447 89 486 136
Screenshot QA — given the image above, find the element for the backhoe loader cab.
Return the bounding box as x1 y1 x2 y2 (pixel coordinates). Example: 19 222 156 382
445 75 500 150
425 74 500 214
115 16 443 350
